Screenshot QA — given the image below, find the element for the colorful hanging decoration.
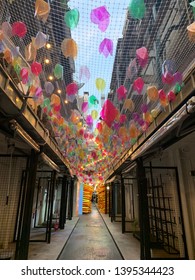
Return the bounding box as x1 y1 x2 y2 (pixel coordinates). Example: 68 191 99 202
151 108 159 118
44 81 54 95
141 103 148 113
79 66 90 82
158 89 166 101
119 114 127 124
20 68 29 84
34 31 48 49
96 78 106 91
4 49 12 64
2 22 12 38
136 47 148 68
31 61 42 76
173 72 183 85
54 64 63 80
35 0 50 23
117 85 127 101
133 77 144 94
126 58 137 80
12 21 27 38
61 38 78 59
100 99 119 127
90 6 110 32
91 110 98 120
161 59 175 84
86 115 93 127
190 1 195 19
167 90 176 102
66 82 78 96
129 121 138 138
123 99 135 111
99 38 113 58
187 22 195 41
128 0 146 20
147 85 158 101
81 101 88 113
64 9 79 29
25 42 37 61
89 95 98 105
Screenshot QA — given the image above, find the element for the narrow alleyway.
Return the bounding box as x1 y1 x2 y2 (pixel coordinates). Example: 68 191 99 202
58 205 123 260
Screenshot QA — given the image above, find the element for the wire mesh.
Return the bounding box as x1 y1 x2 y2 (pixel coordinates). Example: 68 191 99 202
0 0 195 184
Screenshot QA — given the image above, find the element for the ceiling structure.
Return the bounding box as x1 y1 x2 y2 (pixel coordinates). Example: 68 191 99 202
0 0 195 184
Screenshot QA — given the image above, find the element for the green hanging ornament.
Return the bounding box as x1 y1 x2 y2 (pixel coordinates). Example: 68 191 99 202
54 64 63 80
64 9 79 29
128 0 146 20
190 1 195 20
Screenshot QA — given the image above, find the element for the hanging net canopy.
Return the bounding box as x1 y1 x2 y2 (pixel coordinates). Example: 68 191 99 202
0 0 195 185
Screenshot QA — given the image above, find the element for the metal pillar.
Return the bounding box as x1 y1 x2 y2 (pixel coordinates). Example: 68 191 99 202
121 175 126 233
15 150 38 260
108 185 111 217
68 178 74 220
111 182 115 222
59 175 68 229
47 170 56 244
136 157 151 260
105 185 108 214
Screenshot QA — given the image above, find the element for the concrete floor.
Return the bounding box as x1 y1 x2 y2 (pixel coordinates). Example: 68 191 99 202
58 205 123 260
28 204 140 260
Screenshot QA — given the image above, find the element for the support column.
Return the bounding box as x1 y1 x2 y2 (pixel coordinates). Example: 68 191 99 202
121 175 126 233
68 178 74 220
111 182 115 222
15 149 38 260
47 170 56 244
136 157 151 260
108 185 111 217
59 175 68 229
105 185 108 214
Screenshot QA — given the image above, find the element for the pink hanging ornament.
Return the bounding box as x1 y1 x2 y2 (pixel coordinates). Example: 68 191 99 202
158 89 166 100
126 58 137 80
119 114 127 124
167 90 176 102
66 82 78 95
79 66 90 82
20 68 29 84
81 101 88 113
100 99 118 127
133 77 144 94
136 47 148 68
31 61 42 76
117 85 127 101
12 21 27 38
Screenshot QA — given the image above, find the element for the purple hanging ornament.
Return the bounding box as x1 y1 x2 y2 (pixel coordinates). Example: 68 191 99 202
90 6 110 32
99 38 113 58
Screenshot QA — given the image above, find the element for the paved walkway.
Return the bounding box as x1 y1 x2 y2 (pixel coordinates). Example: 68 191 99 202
28 205 140 260
58 205 123 260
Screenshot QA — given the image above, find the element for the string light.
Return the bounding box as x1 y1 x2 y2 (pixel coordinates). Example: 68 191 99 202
44 58 50 64
48 75 54 81
46 43 51 49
